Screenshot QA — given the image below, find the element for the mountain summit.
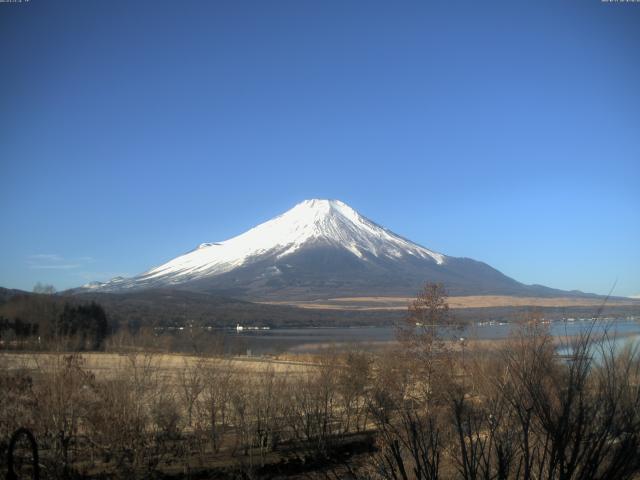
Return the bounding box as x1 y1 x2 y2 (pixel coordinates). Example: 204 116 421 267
85 199 572 299
164 199 446 272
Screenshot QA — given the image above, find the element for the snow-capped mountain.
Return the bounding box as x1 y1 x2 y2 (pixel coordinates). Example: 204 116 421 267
84 199 569 299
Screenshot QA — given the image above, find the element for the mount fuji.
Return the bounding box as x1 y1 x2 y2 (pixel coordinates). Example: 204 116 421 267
83 199 576 300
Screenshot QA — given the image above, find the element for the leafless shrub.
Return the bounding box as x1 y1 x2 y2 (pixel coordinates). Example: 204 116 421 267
178 357 205 429
286 354 342 459
197 359 234 454
32 354 94 478
337 350 372 434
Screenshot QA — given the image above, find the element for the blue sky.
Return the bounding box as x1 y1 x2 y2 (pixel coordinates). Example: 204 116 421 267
1 0 638 296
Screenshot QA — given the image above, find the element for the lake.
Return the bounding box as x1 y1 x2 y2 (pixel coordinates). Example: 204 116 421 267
229 317 640 354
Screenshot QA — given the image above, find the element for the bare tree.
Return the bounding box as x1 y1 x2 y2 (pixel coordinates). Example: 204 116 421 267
396 283 459 402
34 354 93 478
337 350 372 434
33 282 56 295
287 356 340 458
199 359 234 453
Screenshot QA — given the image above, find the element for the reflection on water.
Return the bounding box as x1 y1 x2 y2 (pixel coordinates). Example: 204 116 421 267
555 335 640 361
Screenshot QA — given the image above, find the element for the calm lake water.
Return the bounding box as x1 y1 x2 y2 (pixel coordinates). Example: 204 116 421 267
230 317 640 354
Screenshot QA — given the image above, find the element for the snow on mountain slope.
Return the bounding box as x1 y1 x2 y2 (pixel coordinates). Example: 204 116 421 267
99 199 444 289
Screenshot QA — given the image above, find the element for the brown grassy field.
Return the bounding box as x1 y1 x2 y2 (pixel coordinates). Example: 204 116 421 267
0 351 315 378
262 295 640 310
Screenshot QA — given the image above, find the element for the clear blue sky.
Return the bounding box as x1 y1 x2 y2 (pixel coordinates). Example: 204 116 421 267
1 0 638 296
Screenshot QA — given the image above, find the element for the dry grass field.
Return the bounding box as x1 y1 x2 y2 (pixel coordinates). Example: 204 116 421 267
262 295 640 310
0 351 316 381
